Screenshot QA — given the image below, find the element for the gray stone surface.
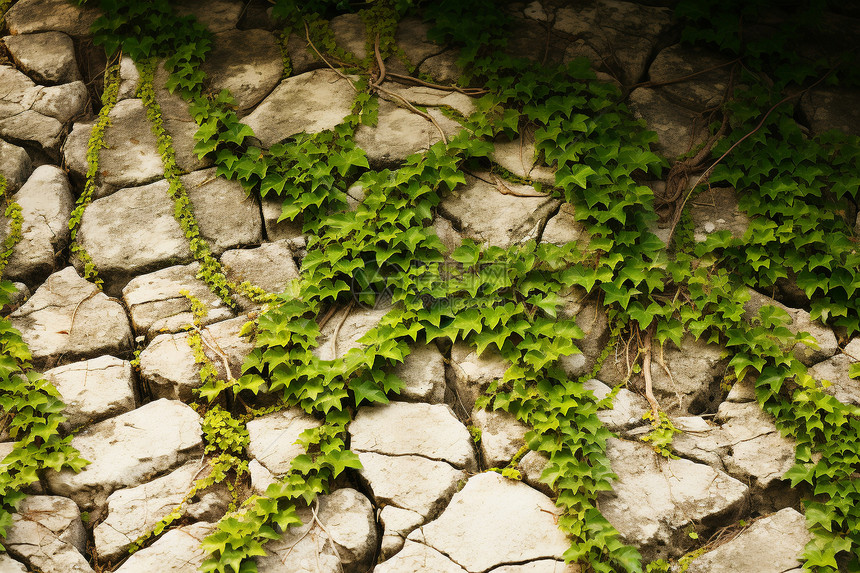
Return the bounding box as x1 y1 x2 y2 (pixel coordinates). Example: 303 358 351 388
809 338 860 406
114 522 215 573
491 137 556 187
472 407 528 468
598 438 749 561
379 505 424 560
183 167 264 255
117 56 139 101
408 472 570 572
202 29 282 112
43 356 136 431
494 561 580 572
2 31 81 85
46 399 203 514
685 508 811 573
672 401 797 511
9 267 133 368
628 87 704 159
0 554 27 573
555 0 672 85
356 451 466 520
744 288 838 366
585 378 649 433
375 540 466 573
94 460 208 561
541 203 587 246
5 496 92 573
801 88 860 136
313 304 389 361
261 196 305 242
0 65 86 153
449 343 510 412
350 402 477 470
648 44 734 110
600 334 727 416
242 69 356 147
0 139 32 193
393 343 446 403
139 315 254 401
246 408 323 476
122 262 235 339
517 449 553 496
257 488 377 573
4 0 100 37
76 179 192 295
64 99 163 198
174 0 243 33
690 186 750 243
220 240 300 309
1 165 74 285
439 173 559 248
329 13 368 61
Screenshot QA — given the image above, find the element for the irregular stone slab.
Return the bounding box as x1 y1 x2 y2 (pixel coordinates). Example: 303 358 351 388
220 241 300 310
0 66 86 153
0 139 32 193
183 167 264 254
419 50 461 84
394 18 443 71
4 0 100 37
6 495 91 573
117 56 139 101
329 13 368 60
114 522 215 573
46 399 203 513
376 540 467 573
598 438 749 561
585 378 648 433
685 508 810 573
257 488 377 573
94 460 208 561
261 196 305 242
648 44 733 110
628 87 704 159
246 409 323 476
285 32 323 76
555 0 672 85
557 294 610 378
449 342 510 412
356 451 466 520
43 356 136 431
313 304 389 361
122 262 235 339
472 408 528 468
9 267 133 368
690 186 749 243
1 165 73 285
248 459 276 495
2 32 81 85
351 402 477 470
599 334 727 415
174 0 243 33
0 554 27 572
242 69 356 148
64 99 163 197
139 315 254 401
393 343 446 403
355 98 462 167
408 472 570 572
542 203 587 246
202 29 282 112
744 288 837 366
801 88 860 136
491 137 555 186
379 506 424 559
77 179 192 295
672 402 797 512
517 449 553 496
809 338 860 406
439 173 560 248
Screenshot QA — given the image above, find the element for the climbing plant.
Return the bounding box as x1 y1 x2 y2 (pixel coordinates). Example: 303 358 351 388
0 0 853 571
